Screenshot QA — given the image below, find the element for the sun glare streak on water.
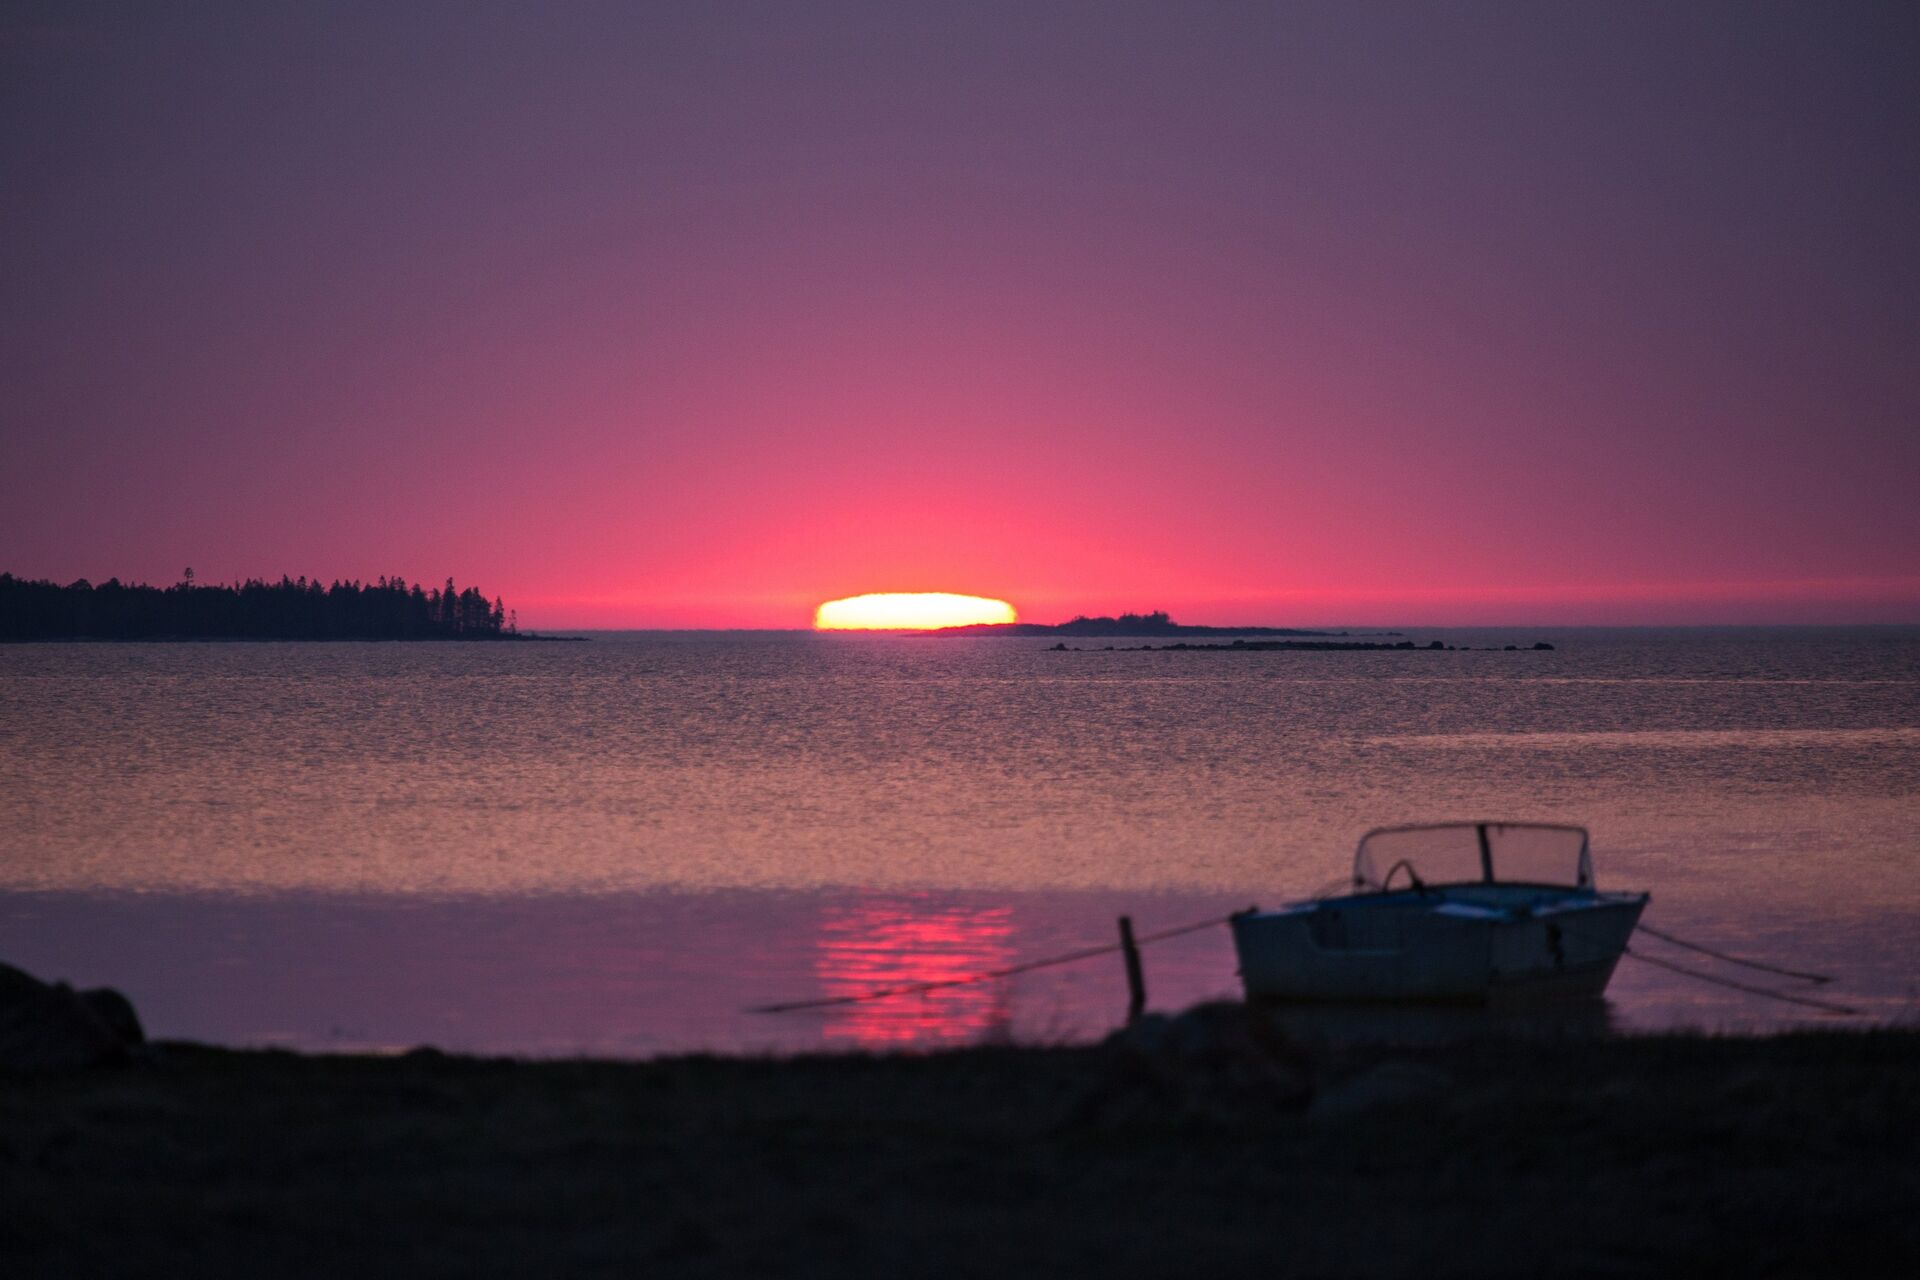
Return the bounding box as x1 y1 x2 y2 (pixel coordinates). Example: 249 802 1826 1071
815 897 1017 1046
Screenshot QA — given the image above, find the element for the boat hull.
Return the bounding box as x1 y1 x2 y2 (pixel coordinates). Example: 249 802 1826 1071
1232 889 1647 1005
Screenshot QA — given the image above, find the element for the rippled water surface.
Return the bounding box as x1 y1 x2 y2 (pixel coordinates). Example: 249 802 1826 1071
3 628 1916 1051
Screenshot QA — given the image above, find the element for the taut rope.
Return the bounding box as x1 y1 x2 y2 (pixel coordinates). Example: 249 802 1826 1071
747 912 1239 1015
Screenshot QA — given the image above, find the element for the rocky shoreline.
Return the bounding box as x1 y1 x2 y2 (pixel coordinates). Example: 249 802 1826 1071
2 979 1914 1278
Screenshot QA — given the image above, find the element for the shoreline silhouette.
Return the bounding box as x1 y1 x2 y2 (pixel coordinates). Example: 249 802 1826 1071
1056 638 1558 652
924 610 1386 638
0 571 576 642
1 985 1909 1277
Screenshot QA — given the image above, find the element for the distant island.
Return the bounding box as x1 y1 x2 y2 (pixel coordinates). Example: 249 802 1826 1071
926 610 1372 638
0 571 564 642
1072 638 1555 652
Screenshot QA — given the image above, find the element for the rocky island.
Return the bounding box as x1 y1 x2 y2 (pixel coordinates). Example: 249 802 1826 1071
928 610 1381 638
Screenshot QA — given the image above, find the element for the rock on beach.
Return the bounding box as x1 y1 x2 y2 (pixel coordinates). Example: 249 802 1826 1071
0 961 146 1073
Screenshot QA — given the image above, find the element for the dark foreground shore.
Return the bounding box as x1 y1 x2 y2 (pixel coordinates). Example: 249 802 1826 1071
4 1022 1917 1279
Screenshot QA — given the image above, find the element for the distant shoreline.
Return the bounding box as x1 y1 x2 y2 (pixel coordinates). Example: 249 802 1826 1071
919 609 1397 639
0 571 541 643
1056 638 1557 652
0 633 585 644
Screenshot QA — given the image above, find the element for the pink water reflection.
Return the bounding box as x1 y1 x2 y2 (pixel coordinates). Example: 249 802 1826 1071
815 896 1017 1047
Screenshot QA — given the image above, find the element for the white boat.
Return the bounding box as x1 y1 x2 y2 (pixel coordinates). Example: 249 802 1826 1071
1232 823 1647 1005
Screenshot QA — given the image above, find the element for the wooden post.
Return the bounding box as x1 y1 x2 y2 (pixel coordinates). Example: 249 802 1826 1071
1118 915 1146 1024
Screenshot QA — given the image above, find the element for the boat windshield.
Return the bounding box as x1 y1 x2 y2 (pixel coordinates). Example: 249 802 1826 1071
1353 822 1593 891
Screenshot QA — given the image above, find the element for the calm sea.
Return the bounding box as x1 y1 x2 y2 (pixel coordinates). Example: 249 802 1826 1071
3 628 1917 1054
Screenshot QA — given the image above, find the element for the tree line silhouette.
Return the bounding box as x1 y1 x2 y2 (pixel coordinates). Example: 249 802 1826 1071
0 571 520 641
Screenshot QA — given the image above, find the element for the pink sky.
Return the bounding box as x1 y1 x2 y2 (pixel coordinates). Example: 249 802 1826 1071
3 4 1915 627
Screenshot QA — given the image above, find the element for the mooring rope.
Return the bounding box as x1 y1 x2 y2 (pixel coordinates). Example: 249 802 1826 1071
747 907 1862 1018
1632 922 1833 984
746 912 1241 1015
1621 946 1860 1015
1558 916 1856 1014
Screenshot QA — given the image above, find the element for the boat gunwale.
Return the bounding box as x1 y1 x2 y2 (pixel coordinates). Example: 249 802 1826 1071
1244 883 1650 920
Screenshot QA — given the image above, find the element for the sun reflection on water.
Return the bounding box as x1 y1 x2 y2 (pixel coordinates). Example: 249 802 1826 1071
815 896 1017 1047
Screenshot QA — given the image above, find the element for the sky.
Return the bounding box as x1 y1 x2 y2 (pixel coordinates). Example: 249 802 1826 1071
3 1 1916 627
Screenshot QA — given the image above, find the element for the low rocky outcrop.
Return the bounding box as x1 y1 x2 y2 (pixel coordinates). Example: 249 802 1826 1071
1070 1001 1313 1129
0 961 145 1073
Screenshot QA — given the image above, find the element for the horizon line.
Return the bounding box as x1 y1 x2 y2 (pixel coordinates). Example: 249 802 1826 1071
534 620 1920 633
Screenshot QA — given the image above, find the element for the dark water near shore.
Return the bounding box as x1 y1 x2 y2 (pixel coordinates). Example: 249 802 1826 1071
3 628 1917 1053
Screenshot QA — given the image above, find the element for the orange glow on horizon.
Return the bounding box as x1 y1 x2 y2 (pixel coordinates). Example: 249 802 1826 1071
814 592 1017 630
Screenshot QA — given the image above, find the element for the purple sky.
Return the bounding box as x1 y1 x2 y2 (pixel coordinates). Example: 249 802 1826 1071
3 2 1916 626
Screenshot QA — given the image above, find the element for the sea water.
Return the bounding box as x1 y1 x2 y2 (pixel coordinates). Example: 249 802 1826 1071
2 628 1916 1053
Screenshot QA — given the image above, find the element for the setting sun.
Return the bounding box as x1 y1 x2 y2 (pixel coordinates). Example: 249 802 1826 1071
814 592 1017 631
